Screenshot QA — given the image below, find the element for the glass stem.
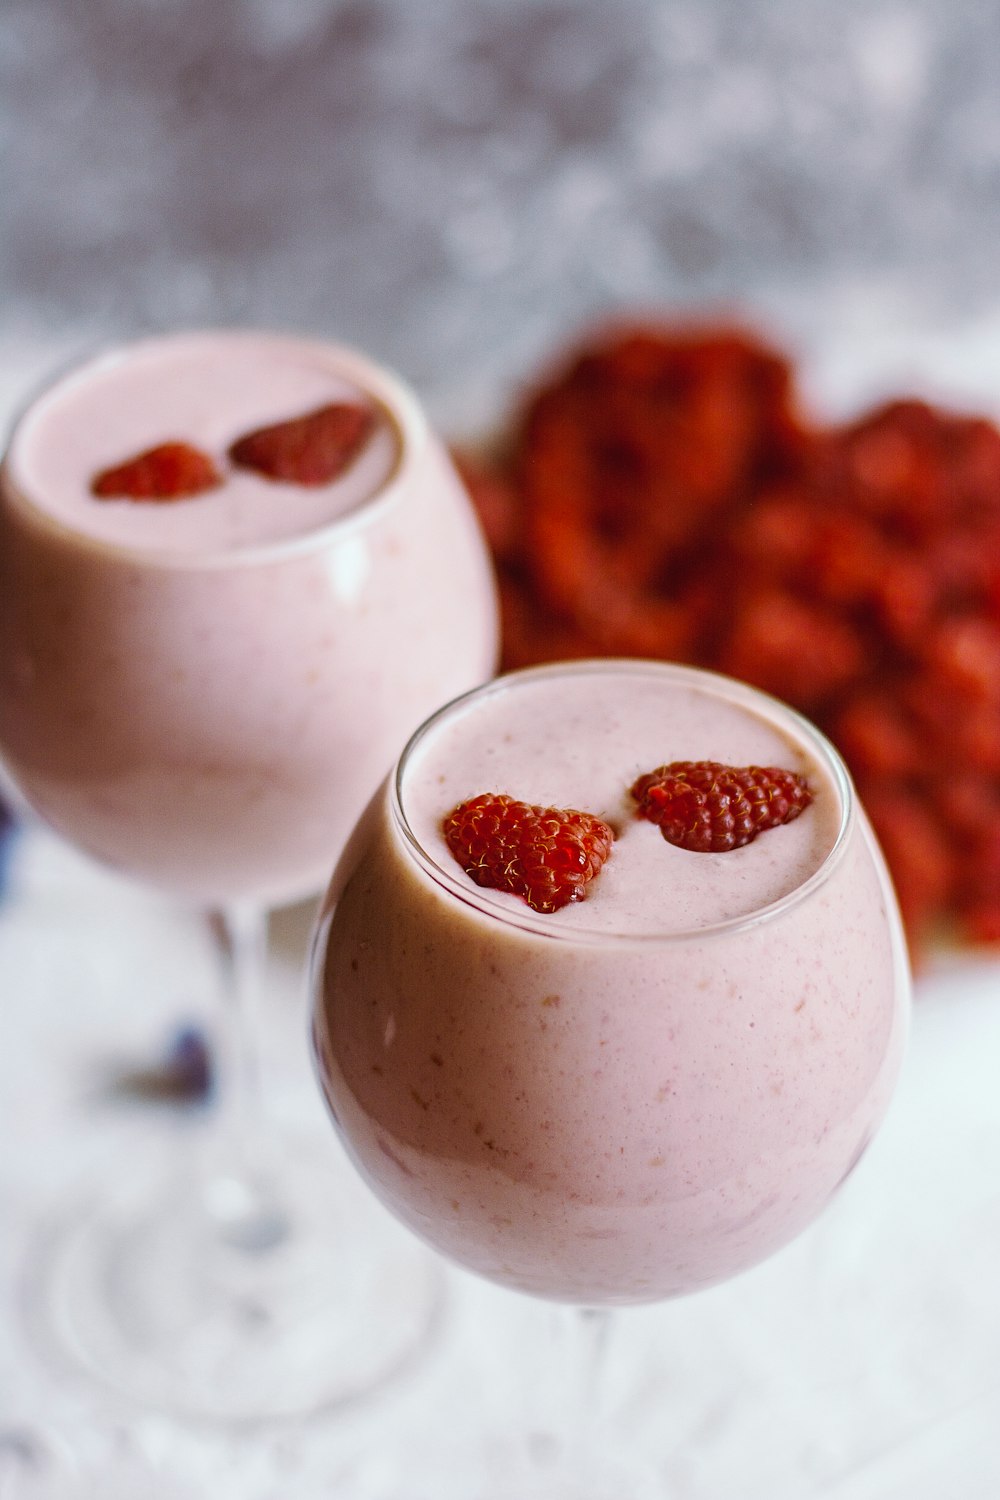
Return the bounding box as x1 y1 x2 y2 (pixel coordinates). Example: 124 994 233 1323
530 1305 613 1474
202 902 291 1252
565 1306 612 1451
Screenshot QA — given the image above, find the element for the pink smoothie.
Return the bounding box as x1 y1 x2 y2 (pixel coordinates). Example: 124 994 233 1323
312 661 909 1304
0 332 498 904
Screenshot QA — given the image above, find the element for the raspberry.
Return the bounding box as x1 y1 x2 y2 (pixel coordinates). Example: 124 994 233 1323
517 326 806 656
229 402 375 486
450 447 525 569
716 589 864 712
861 786 954 949
829 693 920 780
727 487 820 583
872 553 936 649
924 616 1000 703
91 442 222 501
442 793 615 913
495 576 601 671
631 761 813 853
962 900 1000 946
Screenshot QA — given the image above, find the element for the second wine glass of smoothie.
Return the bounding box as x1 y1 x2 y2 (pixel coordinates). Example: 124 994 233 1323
0 329 498 1420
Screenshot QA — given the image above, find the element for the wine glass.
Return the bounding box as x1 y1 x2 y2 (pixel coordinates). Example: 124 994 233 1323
0 329 498 1420
310 659 911 1495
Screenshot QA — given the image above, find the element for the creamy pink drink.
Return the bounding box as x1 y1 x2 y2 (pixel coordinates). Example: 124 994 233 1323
312 661 909 1304
0 331 498 904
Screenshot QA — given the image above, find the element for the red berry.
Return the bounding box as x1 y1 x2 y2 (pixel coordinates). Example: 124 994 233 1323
442 793 615 913
961 900 1000 946
228 402 375 486
450 447 525 568
631 760 813 853
830 693 920 779
716 589 865 712
924 616 1000 703
862 786 954 949
91 442 222 501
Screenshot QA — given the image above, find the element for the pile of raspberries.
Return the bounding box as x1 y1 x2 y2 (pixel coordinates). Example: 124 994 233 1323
454 323 1000 959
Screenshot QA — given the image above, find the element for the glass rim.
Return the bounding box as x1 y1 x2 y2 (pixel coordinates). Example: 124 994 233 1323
0 327 426 572
390 658 857 948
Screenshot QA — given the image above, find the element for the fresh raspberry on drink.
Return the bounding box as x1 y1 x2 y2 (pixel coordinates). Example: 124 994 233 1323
228 402 375 486
631 761 813 853
91 442 222 501
442 793 615 912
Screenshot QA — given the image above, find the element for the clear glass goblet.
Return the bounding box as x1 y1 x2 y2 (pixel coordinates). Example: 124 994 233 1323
309 659 911 1496
0 329 498 1421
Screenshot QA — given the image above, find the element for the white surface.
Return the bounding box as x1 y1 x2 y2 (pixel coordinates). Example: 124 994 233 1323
1 819 998 1497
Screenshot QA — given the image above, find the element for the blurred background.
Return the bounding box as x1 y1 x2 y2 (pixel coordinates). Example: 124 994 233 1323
5 0 1000 433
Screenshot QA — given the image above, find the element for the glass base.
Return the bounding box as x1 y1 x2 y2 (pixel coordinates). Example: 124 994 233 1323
20 1136 445 1424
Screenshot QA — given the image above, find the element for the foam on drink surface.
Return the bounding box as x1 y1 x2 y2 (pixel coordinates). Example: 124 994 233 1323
402 665 843 937
3 331 402 555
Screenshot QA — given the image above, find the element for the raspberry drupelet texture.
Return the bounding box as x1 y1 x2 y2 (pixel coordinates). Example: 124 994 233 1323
228 402 375 486
443 793 615 912
632 761 813 853
91 442 222 501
